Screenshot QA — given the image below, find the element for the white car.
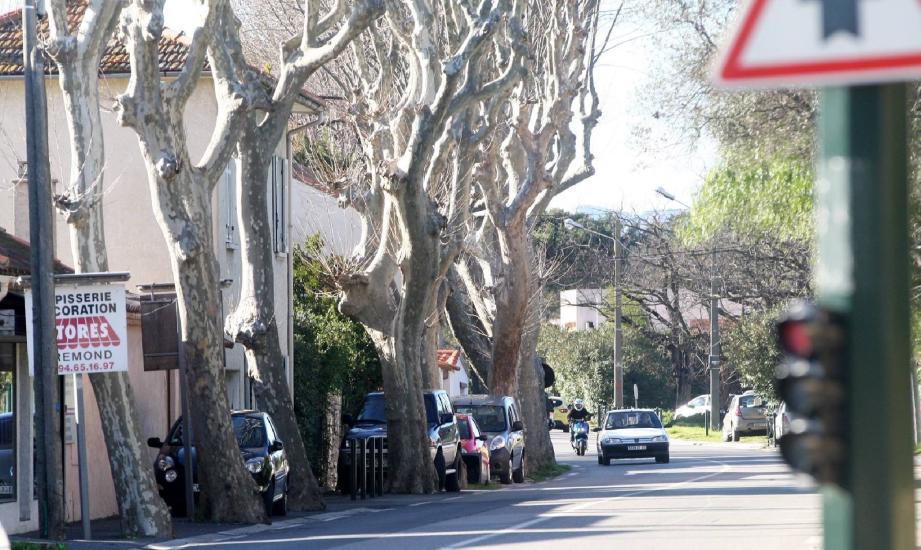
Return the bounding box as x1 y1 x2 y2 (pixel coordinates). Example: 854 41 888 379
595 409 669 465
674 394 710 420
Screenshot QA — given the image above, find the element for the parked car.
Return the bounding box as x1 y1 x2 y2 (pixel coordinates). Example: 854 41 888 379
595 409 669 465
773 401 791 442
548 396 569 431
147 410 290 516
674 394 710 420
457 413 490 484
452 394 525 484
722 391 768 441
338 390 462 492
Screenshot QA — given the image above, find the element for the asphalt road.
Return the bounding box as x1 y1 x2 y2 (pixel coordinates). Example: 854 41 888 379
138 431 822 550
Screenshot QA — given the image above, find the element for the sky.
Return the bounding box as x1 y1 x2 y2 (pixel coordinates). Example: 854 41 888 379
0 0 718 215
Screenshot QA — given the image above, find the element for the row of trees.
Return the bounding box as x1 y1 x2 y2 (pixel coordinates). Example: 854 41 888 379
40 0 609 536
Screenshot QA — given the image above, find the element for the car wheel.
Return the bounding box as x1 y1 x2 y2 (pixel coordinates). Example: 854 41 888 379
655 455 670 464
597 454 603 465
512 451 525 484
482 461 490 484
499 454 512 484
732 425 740 442
722 425 731 442
272 478 288 516
445 452 462 493
263 478 276 517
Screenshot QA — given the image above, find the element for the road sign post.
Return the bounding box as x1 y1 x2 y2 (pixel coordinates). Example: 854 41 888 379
816 84 915 550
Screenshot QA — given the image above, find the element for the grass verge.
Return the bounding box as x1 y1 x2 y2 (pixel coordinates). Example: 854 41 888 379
527 463 571 483
667 425 769 445
915 442 921 455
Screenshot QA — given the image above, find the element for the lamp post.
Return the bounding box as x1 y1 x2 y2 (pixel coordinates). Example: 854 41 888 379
656 187 721 431
564 216 624 409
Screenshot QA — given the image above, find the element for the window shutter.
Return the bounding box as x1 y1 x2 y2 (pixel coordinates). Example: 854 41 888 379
224 161 238 247
272 156 288 254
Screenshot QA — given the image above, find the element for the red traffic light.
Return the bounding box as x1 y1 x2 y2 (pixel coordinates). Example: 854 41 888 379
778 320 813 358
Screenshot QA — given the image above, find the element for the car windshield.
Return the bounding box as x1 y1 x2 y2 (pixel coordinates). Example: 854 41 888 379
233 416 267 448
605 411 662 430
167 416 267 448
455 405 506 432
357 395 387 424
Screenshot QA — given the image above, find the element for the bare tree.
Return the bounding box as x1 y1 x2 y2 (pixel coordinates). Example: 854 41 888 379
448 0 607 472
226 0 383 511
115 0 264 522
319 0 526 493
45 0 171 536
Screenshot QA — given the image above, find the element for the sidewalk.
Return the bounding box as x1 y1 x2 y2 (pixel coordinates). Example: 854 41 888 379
11 491 493 549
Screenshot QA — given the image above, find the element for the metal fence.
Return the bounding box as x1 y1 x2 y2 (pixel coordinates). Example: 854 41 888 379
344 436 385 500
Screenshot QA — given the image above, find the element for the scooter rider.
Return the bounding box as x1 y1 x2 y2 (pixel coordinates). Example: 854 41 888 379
567 399 592 442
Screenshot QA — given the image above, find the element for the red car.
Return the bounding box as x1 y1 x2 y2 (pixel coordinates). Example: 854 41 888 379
456 413 490 484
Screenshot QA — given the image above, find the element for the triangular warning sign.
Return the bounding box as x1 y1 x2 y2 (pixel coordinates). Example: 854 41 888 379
713 0 921 88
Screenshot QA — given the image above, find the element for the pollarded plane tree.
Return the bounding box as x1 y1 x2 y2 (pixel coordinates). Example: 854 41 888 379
447 0 607 472
323 0 526 493
45 0 172 536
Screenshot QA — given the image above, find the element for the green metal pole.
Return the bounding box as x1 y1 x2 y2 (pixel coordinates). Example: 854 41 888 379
816 84 916 550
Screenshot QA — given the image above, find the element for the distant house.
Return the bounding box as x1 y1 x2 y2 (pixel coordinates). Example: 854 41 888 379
560 289 607 331
436 349 469 398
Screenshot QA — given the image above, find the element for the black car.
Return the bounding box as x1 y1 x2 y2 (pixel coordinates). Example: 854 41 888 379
147 410 290 516
338 390 462 492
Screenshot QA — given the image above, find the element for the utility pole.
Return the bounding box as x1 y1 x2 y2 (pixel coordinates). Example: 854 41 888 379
709 250 720 431
23 0 65 538
613 216 623 409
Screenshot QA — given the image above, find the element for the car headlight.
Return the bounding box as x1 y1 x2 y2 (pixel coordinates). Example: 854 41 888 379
602 437 622 445
245 457 265 474
157 456 174 471
651 435 667 443
489 436 506 451
164 469 178 483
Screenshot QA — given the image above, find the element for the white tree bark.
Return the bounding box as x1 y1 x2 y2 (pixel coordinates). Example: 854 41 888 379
116 0 265 523
46 0 172 536
226 0 383 511
323 0 526 493
449 0 607 473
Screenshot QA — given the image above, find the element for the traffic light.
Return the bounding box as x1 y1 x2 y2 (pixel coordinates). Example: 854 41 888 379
774 301 848 486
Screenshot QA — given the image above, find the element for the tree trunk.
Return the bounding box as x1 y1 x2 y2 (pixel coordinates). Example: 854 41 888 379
323 391 342 492
515 270 555 474
229 135 324 511
49 14 172 534
147 169 265 523
488 226 531 397
368 330 437 493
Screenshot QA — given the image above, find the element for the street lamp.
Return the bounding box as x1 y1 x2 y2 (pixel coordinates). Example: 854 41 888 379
563 217 624 409
655 187 721 431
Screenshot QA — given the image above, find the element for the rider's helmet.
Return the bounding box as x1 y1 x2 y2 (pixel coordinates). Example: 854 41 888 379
573 399 584 411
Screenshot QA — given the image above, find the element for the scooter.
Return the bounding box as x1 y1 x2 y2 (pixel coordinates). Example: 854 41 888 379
571 419 590 456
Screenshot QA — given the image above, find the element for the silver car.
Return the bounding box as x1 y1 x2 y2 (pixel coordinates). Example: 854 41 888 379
722 391 768 441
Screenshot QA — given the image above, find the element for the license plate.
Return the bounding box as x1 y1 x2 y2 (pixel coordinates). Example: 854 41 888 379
0 483 12 495
627 445 646 451
192 483 200 493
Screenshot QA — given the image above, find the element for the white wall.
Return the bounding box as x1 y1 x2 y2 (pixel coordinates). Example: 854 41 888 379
560 289 607 331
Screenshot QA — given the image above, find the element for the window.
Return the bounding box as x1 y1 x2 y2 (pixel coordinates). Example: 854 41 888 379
0 343 15 501
454 405 507 432
270 156 288 254
232 416 267 448
222 160 238 248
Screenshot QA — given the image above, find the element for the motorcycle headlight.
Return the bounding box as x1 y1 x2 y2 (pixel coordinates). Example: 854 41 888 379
157 456 174 471
245 457 265 474
489 436 506 451
651 435 667 443
602 437 622 445
164 469 178 483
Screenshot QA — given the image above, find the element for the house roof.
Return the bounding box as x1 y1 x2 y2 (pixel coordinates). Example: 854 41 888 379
436 349 460 372
0 227 73 277
0 2 192 76
0 2 324 111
